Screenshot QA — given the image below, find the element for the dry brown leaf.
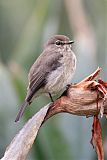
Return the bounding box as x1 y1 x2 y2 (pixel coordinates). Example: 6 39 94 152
90 116 104 160
1 104 51 160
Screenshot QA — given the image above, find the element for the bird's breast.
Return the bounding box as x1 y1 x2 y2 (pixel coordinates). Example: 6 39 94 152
59 50 76 86
45 50 76 94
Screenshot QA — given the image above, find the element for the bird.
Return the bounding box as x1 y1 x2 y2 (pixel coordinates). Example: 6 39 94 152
15 35 77 122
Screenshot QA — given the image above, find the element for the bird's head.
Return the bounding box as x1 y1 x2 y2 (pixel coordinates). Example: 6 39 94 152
44 35 74 51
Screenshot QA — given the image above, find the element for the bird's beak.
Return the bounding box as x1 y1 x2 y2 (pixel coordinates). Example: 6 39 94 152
63 40 74 45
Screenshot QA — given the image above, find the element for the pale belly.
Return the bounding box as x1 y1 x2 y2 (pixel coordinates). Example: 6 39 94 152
44 51 76 94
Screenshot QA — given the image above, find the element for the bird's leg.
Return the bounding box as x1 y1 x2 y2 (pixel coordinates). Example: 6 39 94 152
66 84 71 89
48 92 54 102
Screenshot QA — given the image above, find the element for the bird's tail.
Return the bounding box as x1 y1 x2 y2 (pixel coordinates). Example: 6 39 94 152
15 100 29 122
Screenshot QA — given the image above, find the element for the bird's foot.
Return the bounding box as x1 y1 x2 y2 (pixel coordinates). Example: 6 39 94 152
48 92 54 102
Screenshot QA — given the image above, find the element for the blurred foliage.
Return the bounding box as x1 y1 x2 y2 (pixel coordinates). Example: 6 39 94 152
0 0 107 159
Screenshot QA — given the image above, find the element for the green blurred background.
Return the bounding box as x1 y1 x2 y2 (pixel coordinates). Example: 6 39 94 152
0 0 107 159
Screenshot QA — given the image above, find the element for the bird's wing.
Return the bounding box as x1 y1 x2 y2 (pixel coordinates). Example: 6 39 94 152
15 49 63 122
26 50 63 102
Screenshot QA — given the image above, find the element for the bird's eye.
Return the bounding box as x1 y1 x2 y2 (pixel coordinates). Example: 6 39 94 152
55 40 62 45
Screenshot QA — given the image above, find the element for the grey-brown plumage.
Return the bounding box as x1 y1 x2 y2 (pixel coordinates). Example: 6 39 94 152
15 35 77 122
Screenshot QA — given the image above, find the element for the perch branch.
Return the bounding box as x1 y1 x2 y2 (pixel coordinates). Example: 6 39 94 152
1 68 107 160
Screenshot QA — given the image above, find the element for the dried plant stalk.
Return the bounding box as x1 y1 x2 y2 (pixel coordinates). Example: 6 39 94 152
1 68 107 160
